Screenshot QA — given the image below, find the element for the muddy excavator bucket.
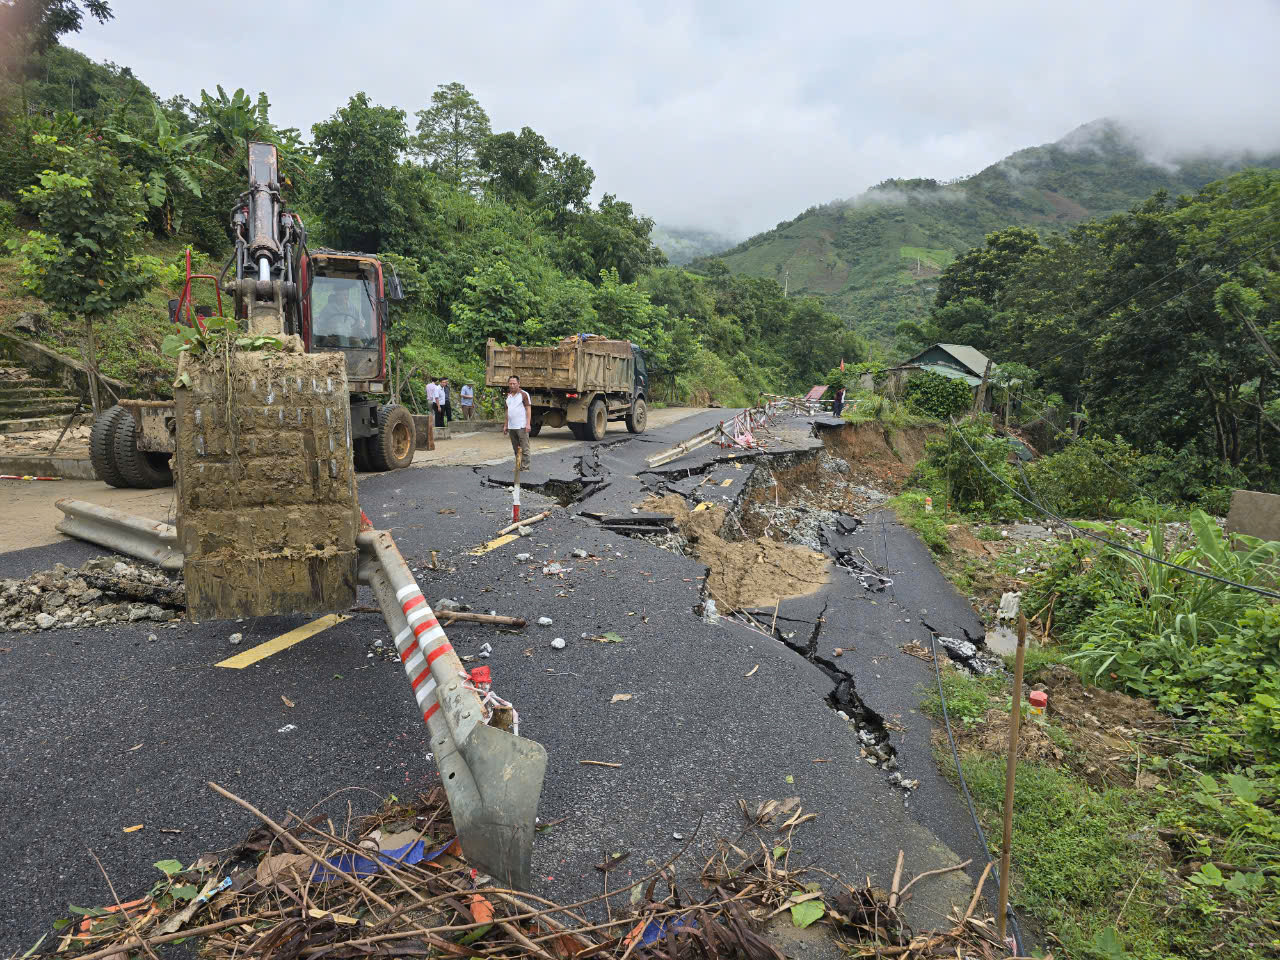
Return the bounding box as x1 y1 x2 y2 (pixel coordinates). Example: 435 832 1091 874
173 347 359 620
357 529 546 888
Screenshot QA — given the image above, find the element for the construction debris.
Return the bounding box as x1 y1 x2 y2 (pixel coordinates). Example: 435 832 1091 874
0 556 183 631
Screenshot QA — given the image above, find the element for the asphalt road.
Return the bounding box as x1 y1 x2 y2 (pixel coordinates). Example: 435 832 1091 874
0 408 990 952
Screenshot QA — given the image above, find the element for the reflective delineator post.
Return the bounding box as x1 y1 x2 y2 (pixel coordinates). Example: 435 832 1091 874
356 528 547 889
512 448 522 524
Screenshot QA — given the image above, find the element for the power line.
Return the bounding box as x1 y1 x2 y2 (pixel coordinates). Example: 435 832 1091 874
949 418 1280 600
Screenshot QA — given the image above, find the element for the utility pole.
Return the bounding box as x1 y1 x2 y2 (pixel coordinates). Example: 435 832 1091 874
783 270 789 297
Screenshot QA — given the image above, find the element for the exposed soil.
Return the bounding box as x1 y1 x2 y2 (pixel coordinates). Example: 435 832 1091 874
641 492 829 610
941 663 1171 788
818 422 939 490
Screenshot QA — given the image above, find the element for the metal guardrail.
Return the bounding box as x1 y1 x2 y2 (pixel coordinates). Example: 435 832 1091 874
644 398 797 469
54 498 183 571
53 499 547 888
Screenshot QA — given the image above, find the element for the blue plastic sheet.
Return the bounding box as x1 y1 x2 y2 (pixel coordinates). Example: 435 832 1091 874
639 913 697 945
312 836 455 883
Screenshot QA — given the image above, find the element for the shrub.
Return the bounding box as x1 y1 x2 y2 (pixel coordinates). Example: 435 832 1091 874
902 369 973 420
1025 436 1142 518
914 415 1021 517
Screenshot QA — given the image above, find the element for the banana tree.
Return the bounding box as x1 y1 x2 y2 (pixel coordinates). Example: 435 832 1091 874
108 101 224 234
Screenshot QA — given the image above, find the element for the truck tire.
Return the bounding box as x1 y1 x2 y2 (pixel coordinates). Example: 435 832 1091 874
587 397 607 441
626 397 647 434
113 413 173 488
369 403 416 471
568 423 588 440
528 418 542 437
90 405 131 489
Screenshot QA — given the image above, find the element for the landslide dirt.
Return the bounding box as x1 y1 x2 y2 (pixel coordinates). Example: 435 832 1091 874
642 493 829 610
819 422 940 490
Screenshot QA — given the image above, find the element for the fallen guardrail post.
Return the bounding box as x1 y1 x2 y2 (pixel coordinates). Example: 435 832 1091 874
356 528 547 889
54 498 183 572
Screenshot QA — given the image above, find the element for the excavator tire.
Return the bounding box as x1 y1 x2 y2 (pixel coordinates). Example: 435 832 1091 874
369 403 416 471
90 405 131 489
113 413 173 488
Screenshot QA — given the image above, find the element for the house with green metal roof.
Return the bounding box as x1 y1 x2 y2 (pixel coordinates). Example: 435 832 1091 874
865 343 997 410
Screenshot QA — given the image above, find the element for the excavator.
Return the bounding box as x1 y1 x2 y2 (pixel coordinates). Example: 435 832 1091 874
57 142 547 888
90 144 417 489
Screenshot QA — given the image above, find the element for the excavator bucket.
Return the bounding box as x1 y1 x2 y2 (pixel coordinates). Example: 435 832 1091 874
173 346 359 620
357 529 546 888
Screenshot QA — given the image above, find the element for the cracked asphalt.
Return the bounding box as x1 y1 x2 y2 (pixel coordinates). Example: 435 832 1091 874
0 408 991 951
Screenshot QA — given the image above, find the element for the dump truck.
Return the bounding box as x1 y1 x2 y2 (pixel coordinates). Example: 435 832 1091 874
485 335 648 440
89 162 416 489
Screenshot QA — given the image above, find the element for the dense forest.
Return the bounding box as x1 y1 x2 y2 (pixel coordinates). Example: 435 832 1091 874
713 119 1280 349
900 166 1280 494
0 2 862 409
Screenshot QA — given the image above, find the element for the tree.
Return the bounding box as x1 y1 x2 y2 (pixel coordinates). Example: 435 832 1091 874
413 82 490 187
312 92 408 252
477 127 555 205
0 1 112 80
10 133 149 412
107 100 223 234
935 226 1042 310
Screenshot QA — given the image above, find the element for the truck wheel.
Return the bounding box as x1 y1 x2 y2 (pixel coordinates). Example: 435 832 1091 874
528 419 542 437
90 405 131 489
587 398 607 441
626 397 647 434
369 404 416 471
113 414 173 488
568 423 587 440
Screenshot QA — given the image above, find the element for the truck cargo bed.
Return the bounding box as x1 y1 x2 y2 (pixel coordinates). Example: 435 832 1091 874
486 337 633 394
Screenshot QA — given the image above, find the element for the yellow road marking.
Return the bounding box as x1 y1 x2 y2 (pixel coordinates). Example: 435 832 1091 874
215 614 350 669
469 533 519 556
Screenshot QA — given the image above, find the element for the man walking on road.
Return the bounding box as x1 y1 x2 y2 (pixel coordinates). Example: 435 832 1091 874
460 382 474 420
832 385 846 419
506 375 532 466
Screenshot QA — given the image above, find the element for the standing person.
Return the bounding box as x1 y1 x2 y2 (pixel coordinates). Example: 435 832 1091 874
441 378 453 423
428 377 444 427
831 385 846 419
460 381 474 420
505 375 532 466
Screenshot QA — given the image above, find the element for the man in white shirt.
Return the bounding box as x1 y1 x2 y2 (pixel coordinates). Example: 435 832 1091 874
505 375 532 466
427 377 444 427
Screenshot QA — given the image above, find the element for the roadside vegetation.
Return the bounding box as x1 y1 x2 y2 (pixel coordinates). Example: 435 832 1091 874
886 416 1280 956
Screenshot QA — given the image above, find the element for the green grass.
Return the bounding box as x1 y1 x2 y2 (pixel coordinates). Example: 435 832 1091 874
888 490 951 553
899 245 954 270
844 390 937 430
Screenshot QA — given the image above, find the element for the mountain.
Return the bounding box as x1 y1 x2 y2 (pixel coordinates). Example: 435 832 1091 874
711 120 1280 350
650 225 736 266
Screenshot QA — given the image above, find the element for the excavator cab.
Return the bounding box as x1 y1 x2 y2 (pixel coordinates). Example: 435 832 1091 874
301 252 391 389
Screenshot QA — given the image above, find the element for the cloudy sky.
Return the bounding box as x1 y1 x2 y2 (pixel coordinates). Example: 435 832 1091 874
68 0 1280 238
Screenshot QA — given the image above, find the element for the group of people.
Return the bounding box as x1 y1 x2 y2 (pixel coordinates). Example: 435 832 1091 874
423 374 533 467
424 377 475 426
